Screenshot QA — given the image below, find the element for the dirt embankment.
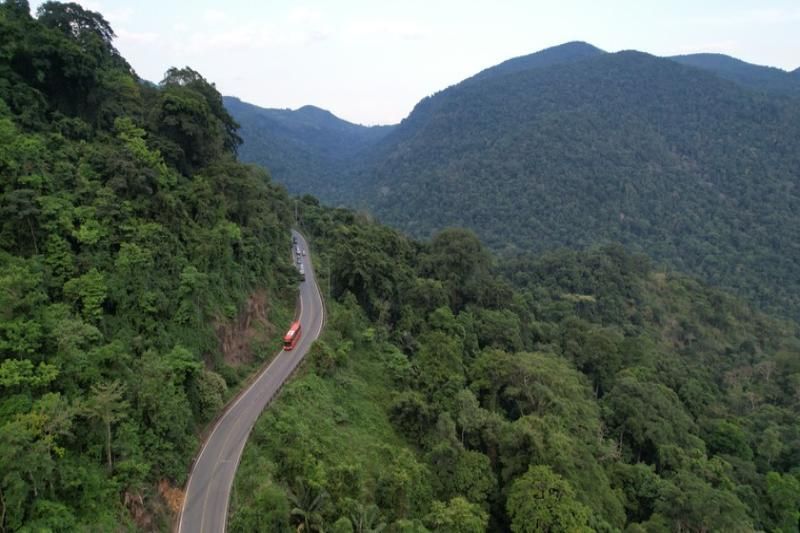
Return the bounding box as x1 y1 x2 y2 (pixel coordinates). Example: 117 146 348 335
215 289 277 367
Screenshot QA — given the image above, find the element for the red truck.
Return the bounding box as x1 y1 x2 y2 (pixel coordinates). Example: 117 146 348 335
283 321 302 351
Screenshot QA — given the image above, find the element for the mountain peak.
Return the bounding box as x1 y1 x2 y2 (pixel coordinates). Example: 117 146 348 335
294 104 340 121
296 104 333 115
468 41 605 82
544 41 604 54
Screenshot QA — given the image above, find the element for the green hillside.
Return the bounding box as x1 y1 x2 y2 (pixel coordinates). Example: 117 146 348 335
345 49 800 319
0 2 298 529
231 200 800 532
224 96 393 197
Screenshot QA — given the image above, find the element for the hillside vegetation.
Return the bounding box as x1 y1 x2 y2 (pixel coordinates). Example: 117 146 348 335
231 199 800 532
225 96 393 198
350 46 800 320
0 2 297 529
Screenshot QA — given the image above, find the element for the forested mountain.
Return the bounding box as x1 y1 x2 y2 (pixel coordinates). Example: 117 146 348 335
231 200 800 532
0 2 298 529
224 96 393 197
338 49 800 320
669 53 800 94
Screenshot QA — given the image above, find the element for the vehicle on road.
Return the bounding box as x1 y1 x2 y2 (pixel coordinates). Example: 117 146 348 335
299 265 305 280
180 230 324 533
283 321 302 351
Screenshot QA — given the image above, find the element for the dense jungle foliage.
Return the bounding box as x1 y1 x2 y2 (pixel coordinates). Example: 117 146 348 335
231 197 800 532
349 47 800 321
0 1 297 529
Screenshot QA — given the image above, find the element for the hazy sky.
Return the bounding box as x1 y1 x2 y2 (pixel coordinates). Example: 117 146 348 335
29 0 800 125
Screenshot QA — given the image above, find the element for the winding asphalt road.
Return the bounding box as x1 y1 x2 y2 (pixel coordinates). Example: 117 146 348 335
178 230 324 533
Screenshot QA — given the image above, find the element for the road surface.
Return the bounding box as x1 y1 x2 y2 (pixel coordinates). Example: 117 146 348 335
178 230 324 533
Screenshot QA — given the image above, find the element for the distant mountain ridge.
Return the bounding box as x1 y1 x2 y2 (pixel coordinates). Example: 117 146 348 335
669 52 800 94
224 96 393 195
229 43 799 199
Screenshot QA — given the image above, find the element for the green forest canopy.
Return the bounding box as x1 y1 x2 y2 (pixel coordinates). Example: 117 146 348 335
0 1 297 529
230 201 800 533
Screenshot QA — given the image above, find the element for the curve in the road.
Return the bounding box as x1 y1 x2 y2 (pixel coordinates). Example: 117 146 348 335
178 229 324 533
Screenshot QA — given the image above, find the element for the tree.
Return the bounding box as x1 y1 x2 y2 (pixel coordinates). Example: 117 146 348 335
228 482 291 533
86 380 128 471
609 462 663 524
37 2 115 47
287 477 329 532
455 388 484 445
421 228 490 310
758 426 783 468
349 502 386 533
374 447 432 521
0 359 58 389
506 465 591 533
765 471 800 533
161 67 241 153
602 372 699 463
63 268 107 323
424 497 487 533
414 330 465 411
389 391 434 443
155 67 241 172
654 471 752 532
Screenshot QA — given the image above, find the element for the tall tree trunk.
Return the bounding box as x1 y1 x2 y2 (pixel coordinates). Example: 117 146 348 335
106 421 113 471
27 217 38 255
